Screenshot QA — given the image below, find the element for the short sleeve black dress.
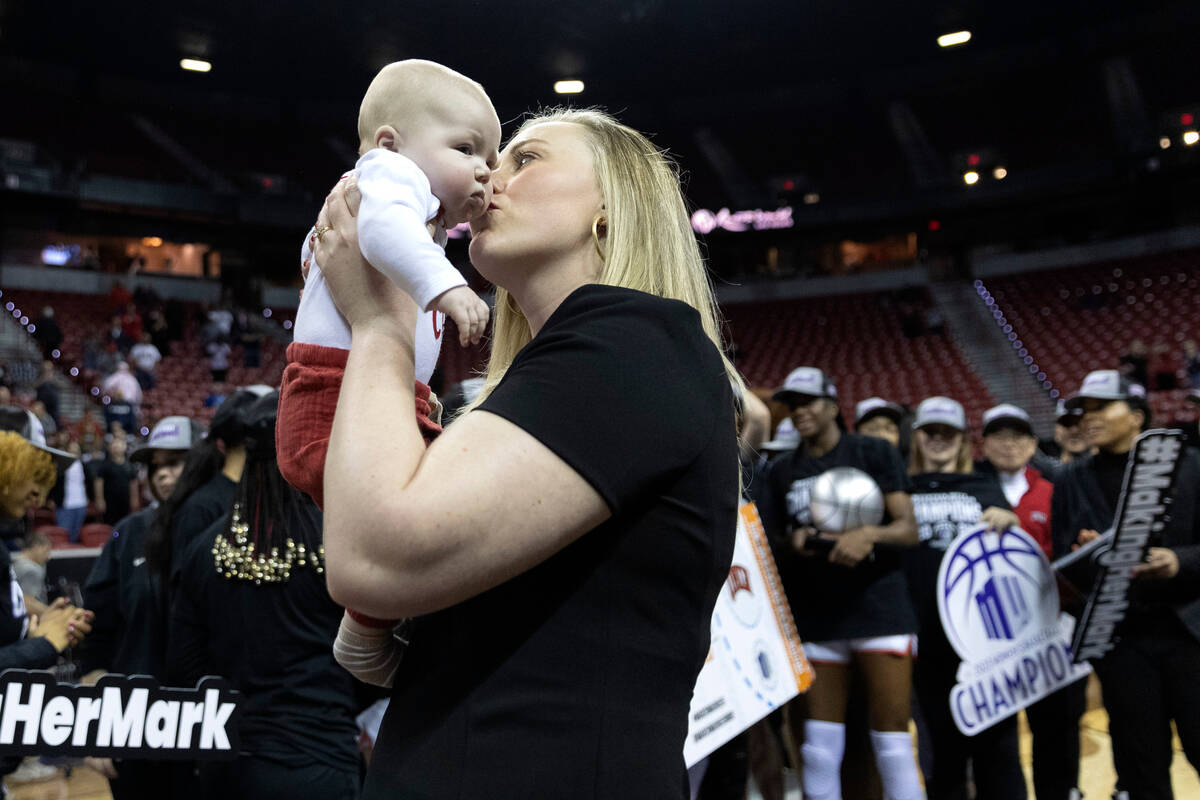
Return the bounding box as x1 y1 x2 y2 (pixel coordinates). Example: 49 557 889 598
362 285 739 800
754 433 916 642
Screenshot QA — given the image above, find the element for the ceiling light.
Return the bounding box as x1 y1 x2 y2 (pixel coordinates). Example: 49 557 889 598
993 167 1007 180
1183 130 1199 146
938 31 972 48
180 58 212 73
554 80 584 94
963 171 980 185
142 236 163 247
803 193 820 205
1160 137 1172 149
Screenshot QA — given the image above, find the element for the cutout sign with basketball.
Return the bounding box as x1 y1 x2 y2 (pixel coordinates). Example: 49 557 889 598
937 524 1090 735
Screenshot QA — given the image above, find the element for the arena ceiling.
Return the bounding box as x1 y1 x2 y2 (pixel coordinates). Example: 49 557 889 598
2 0 1198 210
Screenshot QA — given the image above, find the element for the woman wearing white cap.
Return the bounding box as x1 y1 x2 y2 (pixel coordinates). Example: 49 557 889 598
905 397 1025 800
1052 370 1200 800
755 367 923 800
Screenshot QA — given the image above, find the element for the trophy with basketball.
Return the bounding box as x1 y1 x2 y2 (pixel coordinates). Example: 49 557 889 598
803 467 885 556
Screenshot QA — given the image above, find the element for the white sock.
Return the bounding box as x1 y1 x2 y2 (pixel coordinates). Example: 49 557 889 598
801 719 845 800
331 612 406 688
870 729 926 800
294 262 353 350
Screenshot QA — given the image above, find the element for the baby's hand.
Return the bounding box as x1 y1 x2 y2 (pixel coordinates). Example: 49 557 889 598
434 286 490 347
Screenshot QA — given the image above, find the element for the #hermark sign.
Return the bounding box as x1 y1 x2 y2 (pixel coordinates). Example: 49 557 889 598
938 525 1090 736
684 502 812 767
0 672 240 759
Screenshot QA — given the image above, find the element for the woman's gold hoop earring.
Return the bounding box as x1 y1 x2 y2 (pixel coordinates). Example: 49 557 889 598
592 216 607 262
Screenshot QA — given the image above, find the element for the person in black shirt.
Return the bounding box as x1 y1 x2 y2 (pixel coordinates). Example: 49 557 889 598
169 392 361 799
904 398 1026 800
1054 370 1200 800
92 435 139 525
755 368 921 800
309 108 741 799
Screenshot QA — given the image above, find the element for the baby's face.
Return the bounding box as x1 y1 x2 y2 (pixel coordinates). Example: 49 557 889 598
400 94 501 228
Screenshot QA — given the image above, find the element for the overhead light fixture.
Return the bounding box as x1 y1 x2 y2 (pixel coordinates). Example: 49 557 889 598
993 167 1007 180
1183 130 1199 146
938 31 972 48
180 58 212 73
142 236 163 247
963 171 980 185
803 193 820 205
1160 137 1172 149
554 80 584 94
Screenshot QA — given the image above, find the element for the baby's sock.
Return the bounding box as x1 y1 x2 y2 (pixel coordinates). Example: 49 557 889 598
332 611 407 688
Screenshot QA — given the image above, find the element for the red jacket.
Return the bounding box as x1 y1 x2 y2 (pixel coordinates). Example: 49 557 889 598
1013 465 1054 558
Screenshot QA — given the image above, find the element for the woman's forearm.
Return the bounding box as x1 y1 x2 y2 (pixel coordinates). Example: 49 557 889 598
324 323 425 606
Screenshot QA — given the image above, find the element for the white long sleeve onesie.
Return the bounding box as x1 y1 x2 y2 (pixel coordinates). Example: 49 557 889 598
294 149 463 383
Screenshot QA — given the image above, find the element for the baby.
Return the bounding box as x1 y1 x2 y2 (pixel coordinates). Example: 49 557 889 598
278 60 501 687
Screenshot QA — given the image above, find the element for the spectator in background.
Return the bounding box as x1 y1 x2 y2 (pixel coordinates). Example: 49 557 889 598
34 361 60 426
207 338 232 383
31 307 63 360
71 408 106 454
235 311 263 368
30 401 56 437
207 307 234 339
129 333 162 391
1150 339 1180 391
146 307 171 356
56 441 89 543
12 530 51 615
0 387 9 407
107 314 132 355
102 362 142 408
92 435 138 525
854 397 904 449
120 302 143 344
1184 340 1200 390
1118 339 1149 388
108 281 132 313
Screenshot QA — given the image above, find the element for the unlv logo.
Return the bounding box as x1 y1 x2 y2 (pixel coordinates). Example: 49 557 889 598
726 564 761 628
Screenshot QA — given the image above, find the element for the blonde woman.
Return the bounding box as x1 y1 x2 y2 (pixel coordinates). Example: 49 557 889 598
904 398 1024 800
310 109 742 798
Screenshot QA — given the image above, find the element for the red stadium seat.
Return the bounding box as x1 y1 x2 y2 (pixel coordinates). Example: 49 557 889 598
79 523 114 548
37 525 72 549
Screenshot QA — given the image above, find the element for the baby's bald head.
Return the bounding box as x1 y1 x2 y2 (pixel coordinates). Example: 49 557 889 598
357 60 493 155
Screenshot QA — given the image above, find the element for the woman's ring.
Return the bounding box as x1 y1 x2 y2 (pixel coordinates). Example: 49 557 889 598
313 225 332 242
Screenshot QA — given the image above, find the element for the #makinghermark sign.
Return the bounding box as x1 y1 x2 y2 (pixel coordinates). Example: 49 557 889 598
0 672 240 759
684 502 813 767
1068 429 1186 663
937 525 1090 736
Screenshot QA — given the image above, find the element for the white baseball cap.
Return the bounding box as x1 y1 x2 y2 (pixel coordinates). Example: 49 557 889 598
855 397 903 427
131 416 198 463
1066 369 1146 410
772 367 837 402
912 397 966 431
0 406 76 471
982 404 1033 436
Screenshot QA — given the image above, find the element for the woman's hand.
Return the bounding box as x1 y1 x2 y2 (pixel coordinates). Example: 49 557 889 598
825 527 876 567
1132 547 1180 580
311 177 419 338
979 507 1020 532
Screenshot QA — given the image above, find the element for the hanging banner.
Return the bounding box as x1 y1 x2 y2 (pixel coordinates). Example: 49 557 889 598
684 502 812 767
0 672 241 759
1061 429 1186 663
938 525 1090 736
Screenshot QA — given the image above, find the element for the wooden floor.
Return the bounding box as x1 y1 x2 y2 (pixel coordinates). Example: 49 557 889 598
8 677 1199 799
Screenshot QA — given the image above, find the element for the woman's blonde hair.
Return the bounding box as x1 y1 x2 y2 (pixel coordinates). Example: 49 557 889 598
467 107 744 411
908 428 974 475
0 431 55 495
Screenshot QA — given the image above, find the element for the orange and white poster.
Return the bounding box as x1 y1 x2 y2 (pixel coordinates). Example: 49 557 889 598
684 501 813 767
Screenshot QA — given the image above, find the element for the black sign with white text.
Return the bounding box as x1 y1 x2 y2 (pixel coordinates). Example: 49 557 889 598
0 671 241 759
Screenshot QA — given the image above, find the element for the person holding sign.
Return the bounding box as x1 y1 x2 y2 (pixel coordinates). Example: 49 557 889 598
755 367 923 800
903 397 1026 800
1052 370 1200 800
308 109 741 798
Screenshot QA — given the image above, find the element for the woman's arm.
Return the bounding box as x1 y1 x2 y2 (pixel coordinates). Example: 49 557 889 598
315 183 609 618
